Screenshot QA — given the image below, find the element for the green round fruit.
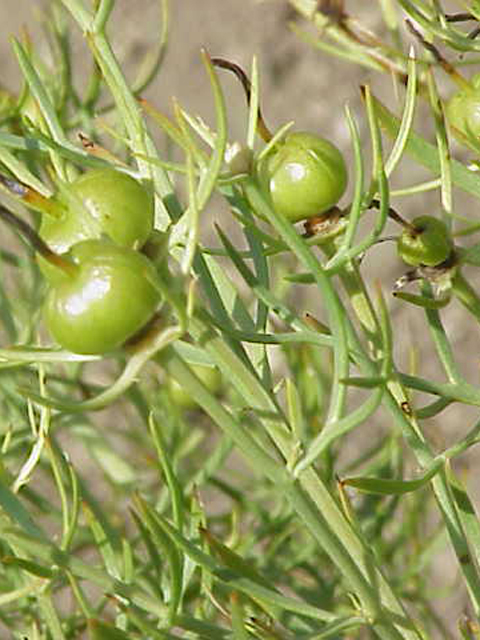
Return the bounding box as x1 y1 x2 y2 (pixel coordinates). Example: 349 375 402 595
397 216 453 267
169 363 222 409
44 239 161 355
446 74 480 140
258 131 347 222
39 168 153 279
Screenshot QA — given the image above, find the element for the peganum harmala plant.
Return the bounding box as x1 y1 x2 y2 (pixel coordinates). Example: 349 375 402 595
0 1 479 639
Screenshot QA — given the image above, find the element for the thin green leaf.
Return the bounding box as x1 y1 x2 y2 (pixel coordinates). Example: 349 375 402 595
372 90 480 201
385 48 417 177
133 494 184 623
0 477 45 538
344 458 444 495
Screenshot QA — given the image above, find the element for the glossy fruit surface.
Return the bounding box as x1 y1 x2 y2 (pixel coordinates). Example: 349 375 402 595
39 168 153 277
44 240 160 355
446 74 480 140
169 363 222 409
259 131 347 222
397 216 453 267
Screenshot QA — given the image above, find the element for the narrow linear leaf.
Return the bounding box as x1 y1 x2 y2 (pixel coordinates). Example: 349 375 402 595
0 478 45 538
371 92 480 201
343 458 444 495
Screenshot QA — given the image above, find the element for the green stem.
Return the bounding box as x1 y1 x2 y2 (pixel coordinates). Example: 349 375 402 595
452 270 480 322
329 252 480 617
243 178 349 426
1 528 168 619
422 282 462 384
60 0 180 229
163 346 421 640
92 0 115 32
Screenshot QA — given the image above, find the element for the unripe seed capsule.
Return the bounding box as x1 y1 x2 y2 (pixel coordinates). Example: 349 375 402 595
397 215 453 267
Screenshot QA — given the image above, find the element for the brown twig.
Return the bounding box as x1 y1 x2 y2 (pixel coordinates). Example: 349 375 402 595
317 0 346 25
445 13 476 23
405 19 471 90
0 204 75 276
369 199 418 235
0 172 63 218
210 57 272 142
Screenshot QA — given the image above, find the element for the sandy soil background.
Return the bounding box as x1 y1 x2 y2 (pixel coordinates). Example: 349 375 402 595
0 0 479 633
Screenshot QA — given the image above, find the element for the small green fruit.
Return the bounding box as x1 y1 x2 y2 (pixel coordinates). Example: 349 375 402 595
259 131 348 222
446 74 480 141
397 216 453 267
39 168 153 279
169 363 222 409
44 240 161 355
